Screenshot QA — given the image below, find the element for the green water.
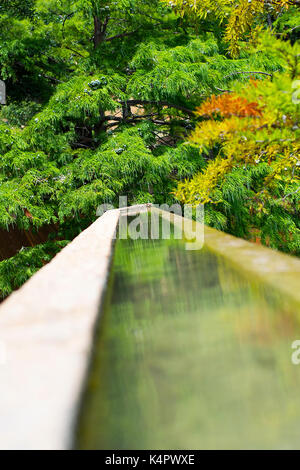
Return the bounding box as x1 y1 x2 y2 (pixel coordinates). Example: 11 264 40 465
77 220 300 450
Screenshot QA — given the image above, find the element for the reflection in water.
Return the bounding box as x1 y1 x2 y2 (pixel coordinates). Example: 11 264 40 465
77 221 300 450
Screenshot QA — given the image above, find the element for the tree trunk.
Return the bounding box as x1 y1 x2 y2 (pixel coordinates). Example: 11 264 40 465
93 16 109 48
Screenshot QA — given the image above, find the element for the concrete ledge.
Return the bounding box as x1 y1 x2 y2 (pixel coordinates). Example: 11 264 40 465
154 209 300 307
0 209 120 450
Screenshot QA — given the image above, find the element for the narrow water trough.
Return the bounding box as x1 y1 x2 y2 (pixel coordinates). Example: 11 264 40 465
0 205 300 449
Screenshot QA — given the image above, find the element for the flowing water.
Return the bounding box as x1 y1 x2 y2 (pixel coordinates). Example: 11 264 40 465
77 217 300 450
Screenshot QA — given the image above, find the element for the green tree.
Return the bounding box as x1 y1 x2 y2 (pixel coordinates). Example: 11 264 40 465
0 0 299 298
0 0 35 18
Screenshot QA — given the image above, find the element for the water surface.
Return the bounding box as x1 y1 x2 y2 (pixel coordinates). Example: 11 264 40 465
77 220 300 449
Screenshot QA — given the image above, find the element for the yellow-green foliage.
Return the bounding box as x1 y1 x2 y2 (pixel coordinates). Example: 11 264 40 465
175 33 300 253
162 0 294 55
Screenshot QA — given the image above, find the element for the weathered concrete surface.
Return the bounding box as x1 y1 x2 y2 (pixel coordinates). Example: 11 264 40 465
0 209 120 450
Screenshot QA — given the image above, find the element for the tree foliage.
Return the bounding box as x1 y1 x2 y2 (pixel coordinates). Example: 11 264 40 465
175 33 300 252
163 0 299 55
0 0 299 297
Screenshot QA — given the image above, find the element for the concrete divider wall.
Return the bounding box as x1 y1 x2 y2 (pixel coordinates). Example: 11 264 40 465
0 209 120 450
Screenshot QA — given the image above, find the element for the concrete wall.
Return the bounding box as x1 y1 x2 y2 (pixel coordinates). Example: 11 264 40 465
0 209 120 449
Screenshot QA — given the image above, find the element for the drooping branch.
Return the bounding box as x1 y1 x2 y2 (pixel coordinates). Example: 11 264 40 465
104 28 141 42
276 186 300 202
224 71 273 80
40 74 64 84
102 113 193 132
61 13 75 40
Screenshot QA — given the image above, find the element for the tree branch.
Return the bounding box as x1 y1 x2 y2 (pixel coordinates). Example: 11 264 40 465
224 71 273 80
119 99 194 117
276 186 300 202
104 28 141 42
